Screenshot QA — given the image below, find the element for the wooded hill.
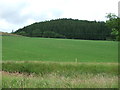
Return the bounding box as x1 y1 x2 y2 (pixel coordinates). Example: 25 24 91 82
14 18 112 40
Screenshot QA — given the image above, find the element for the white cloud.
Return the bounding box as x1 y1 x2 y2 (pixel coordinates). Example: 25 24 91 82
0 0 119 32
59 0 119 21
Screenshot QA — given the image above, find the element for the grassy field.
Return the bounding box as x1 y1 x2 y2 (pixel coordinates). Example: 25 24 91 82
2 61 118 75
2 61 118 88
2 71 118 88
2 36 118 62
2 35 118 88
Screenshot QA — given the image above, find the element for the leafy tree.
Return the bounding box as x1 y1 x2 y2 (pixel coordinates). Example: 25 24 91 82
32 29 42 37
106 13 120 41
42 31 65 38
42 31 55 38
18 31 26 36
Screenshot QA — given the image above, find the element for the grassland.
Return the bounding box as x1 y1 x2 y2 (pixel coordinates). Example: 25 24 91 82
2 35 118 88
2 61 118 75
2 61 118 88
2 36 118 62
2 71 118 88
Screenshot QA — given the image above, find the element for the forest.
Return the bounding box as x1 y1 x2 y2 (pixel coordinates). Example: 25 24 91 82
14 18 112 40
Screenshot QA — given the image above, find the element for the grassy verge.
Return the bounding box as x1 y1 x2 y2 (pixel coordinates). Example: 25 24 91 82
2 61 118 88
2 72 118 88
2 61 118 75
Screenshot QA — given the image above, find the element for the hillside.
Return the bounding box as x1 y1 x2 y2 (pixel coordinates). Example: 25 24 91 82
2 36 118 62
0 32 20 36
14 18 112 40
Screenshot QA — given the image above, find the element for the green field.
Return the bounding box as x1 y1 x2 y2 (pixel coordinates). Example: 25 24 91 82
2 36 118 88
2 36 118 62
2 71 118 88
2 61 118 88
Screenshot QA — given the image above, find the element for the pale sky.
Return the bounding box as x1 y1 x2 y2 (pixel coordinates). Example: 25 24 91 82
0 0 119 32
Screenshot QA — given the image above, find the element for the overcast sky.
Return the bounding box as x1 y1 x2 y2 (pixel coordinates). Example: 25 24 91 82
0 0 119 32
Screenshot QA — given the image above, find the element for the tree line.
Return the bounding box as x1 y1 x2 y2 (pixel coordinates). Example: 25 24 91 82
14 18 113 40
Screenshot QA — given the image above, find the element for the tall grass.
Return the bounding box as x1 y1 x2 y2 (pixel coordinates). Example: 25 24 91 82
2 61 118 88
2 71 118 88
2 61 118 75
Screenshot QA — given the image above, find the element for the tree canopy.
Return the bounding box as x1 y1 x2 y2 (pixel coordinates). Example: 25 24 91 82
14 18 112 40
106 13 120 41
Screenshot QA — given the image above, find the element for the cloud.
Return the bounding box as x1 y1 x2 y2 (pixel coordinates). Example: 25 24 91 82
0 0 65 32
0 0 119 32
0 0 31 24
0 0 64 24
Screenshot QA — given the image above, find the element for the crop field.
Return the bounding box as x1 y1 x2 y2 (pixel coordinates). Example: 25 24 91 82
2 36 118 62
1 35 119 88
